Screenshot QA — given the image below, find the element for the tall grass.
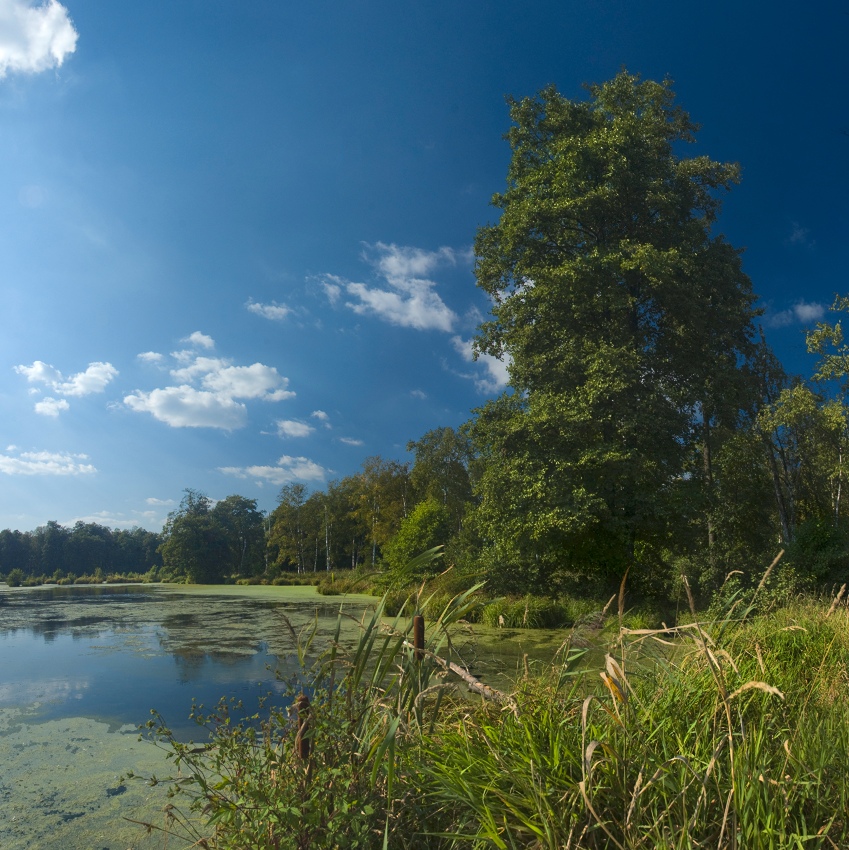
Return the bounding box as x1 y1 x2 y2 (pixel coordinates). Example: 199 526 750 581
417 584 849 849
134 569 849 849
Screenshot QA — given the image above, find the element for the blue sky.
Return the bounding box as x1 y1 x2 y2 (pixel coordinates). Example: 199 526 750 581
0 0 847 532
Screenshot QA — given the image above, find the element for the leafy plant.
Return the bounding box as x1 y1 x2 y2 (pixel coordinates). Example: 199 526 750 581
135 555 486 849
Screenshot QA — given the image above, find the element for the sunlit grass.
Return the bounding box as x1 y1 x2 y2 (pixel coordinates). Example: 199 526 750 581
136 569 849 849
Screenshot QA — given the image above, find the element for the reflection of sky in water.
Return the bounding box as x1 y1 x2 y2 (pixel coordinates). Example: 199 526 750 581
0 585 367 737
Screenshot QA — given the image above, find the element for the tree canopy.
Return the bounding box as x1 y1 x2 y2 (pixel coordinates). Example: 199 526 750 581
467 71 760 594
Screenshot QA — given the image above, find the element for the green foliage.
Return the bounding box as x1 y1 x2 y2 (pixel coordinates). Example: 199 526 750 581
133 580 849 848
382 499 452 575
480 596 573 628
0 522 161 580
138 579 484 849
212 495 266 577
784 517 849 586
268 483 310 573
807 294 849 390
316 570 371 595
159 489 230 583
467 70 759 594
6 568 24 587
420 600 849 849
157 489 265 583
267 458 412 575
758 382 849 540
407 426 474 532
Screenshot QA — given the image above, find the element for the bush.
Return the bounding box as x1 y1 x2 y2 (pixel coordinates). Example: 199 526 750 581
784 518 849 587
5 568 24 587
481 596 576 629
315 571 370 595
382 499 452 575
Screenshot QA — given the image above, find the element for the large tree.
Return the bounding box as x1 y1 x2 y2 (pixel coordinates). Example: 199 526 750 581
268 484 310 573
212 495 266 577
468 71 759 594
159 489 230 583
407 427 474 533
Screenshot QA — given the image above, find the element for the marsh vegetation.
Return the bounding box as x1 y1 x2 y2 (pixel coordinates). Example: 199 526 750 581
139 577 849 849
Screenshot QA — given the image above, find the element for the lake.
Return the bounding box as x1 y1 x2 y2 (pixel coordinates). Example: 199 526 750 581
0 582 569 849
0 582 380 850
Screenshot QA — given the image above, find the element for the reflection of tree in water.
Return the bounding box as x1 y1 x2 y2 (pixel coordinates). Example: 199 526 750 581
30 616 108 643
154 597 355 687
2 585 373 690
156 601 270 684
0 584 157 642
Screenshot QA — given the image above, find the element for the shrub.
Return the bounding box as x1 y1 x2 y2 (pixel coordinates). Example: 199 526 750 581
382 500 452 575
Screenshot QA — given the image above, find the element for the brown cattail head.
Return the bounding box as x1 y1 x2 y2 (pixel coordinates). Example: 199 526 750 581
295 694 311 761
413 614 425 662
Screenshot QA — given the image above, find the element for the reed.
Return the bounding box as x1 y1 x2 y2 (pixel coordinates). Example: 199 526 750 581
134 557 849 849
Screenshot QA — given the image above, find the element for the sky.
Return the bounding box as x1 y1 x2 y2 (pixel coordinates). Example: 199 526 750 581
0 0 847 533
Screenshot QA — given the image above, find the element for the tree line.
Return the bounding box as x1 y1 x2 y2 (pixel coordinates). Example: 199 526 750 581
4 72 848 601
0 521 162 582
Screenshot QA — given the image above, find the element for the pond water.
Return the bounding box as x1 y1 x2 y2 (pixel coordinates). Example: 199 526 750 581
0 582 378 850
0 582 573 849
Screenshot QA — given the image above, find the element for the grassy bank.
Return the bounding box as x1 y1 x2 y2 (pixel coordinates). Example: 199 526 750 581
136 583 849 849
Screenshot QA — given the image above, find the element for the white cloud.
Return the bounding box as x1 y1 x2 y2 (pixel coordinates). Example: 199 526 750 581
124 385 248 430
182 331 215 349
344 282 457 331
450 335 510 393
311 409 331 429
321 277 342 305
340 437 364 446
15 359 61 385
0 0 78 78
410 389 427 400
34 396 69 417
63 511 141 530
766 300 827 328
794 302 826 323
246 299 291 321
168 358 293 401
146 497 176 506
0 448 95 476
170 356 229 382
125 338 294 429
201 364 295 401
369 242 459 282
219 455 327 486
57 362 118 396
276 419 314 438
789 222 813 247
15 359 118 396
322 243 460 332
14 359 118 414
137 351 164 364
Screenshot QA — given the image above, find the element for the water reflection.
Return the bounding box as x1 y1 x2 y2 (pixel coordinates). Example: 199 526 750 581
0 584 371 736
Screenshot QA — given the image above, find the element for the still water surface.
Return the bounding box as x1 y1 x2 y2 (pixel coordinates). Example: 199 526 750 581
0 583 373 737
0 582 569 849
0 582 376 850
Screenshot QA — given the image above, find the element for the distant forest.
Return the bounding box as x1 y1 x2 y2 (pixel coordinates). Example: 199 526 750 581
0 521 162 581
